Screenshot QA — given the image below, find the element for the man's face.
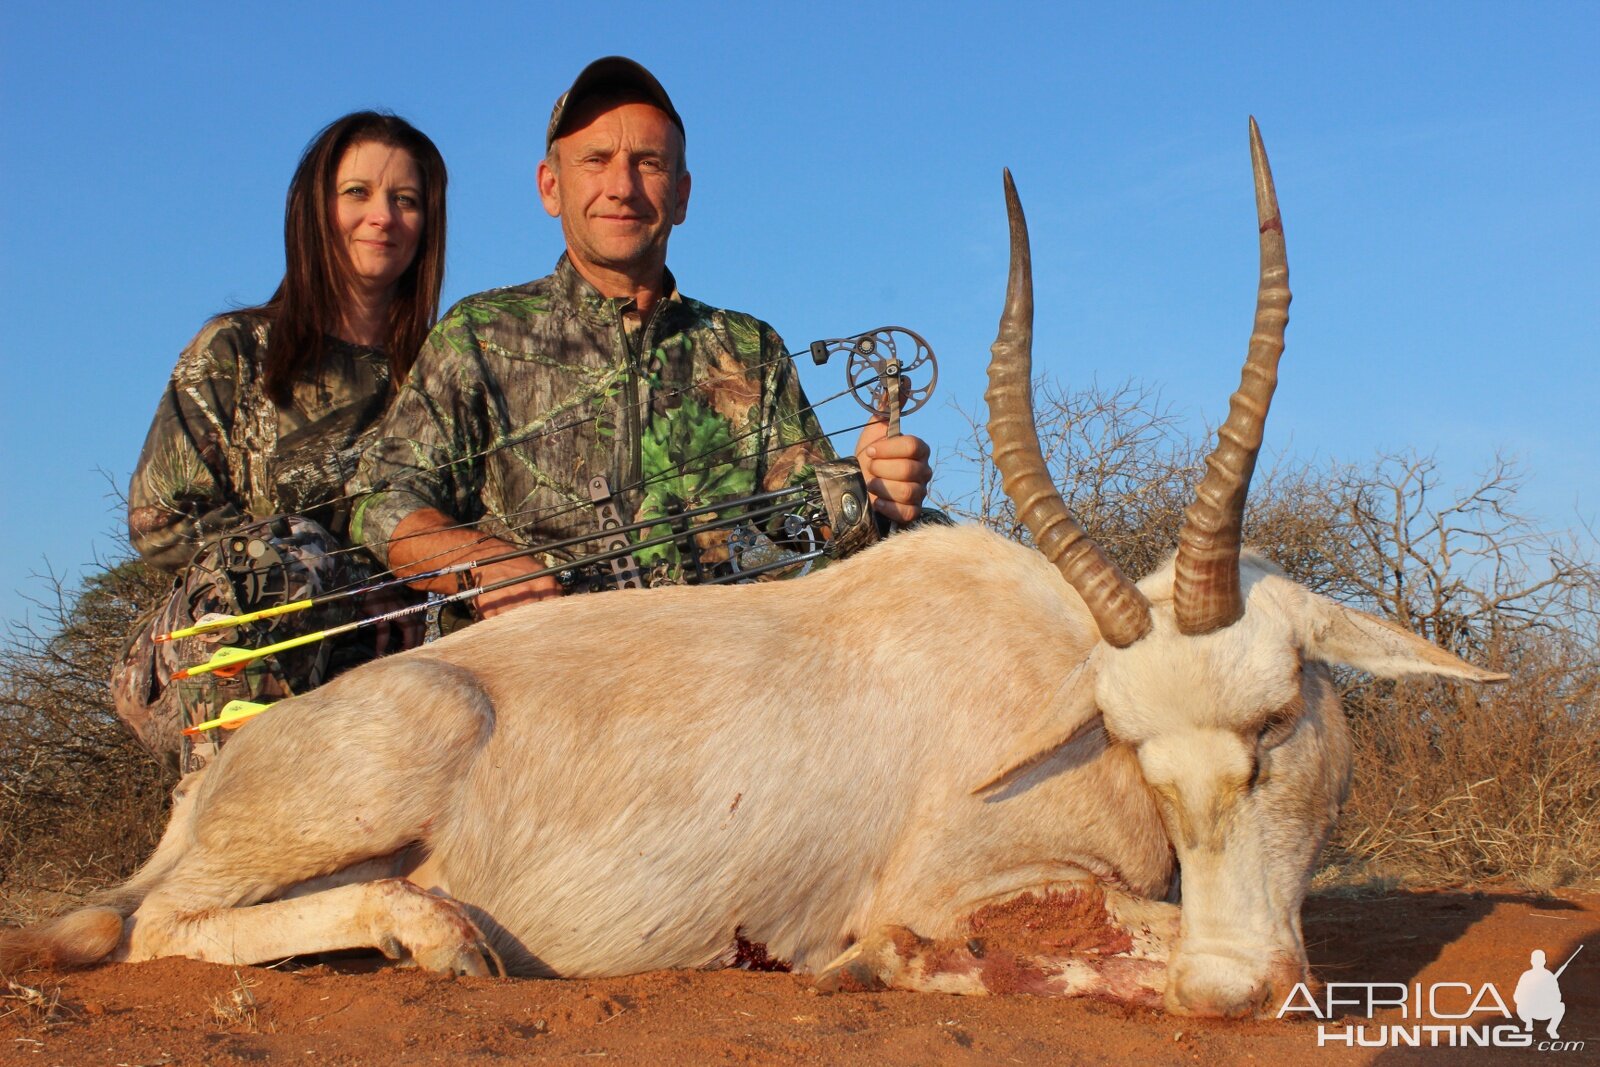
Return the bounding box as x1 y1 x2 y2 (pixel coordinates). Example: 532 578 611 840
538 100 690 296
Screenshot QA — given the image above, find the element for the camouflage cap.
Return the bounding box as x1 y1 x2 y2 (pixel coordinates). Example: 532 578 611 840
546 56 685 150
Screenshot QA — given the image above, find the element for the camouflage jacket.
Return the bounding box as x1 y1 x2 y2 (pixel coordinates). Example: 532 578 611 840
128 313 392 573
353 257 836 581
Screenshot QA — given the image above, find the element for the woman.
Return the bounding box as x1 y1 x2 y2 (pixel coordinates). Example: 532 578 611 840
114 112 447 767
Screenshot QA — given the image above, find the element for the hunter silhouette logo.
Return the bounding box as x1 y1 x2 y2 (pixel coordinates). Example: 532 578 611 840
1516 946 1581 1041
1278 942 1586 1051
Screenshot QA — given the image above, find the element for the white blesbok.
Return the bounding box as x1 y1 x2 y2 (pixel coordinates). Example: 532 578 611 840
1 121 1503 1017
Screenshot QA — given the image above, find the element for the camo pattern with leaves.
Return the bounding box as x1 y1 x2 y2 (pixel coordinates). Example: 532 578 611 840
353 257 834 581
127 313 391 573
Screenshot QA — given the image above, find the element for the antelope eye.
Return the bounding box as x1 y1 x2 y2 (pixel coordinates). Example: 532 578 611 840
1257 707 1300 750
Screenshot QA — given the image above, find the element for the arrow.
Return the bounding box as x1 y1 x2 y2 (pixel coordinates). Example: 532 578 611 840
182 699 274 736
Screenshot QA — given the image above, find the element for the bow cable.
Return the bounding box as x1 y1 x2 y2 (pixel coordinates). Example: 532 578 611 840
172 486 826 679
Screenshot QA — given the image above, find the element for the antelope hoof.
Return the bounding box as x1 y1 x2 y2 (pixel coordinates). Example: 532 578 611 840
814 953 889 994
814 929 909 994
413 939 496 978
370 879 497 977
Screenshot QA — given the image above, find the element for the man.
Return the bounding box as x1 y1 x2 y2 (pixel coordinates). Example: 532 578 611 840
354 57 932 616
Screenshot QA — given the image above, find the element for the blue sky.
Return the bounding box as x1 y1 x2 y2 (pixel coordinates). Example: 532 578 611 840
2 1 1596 628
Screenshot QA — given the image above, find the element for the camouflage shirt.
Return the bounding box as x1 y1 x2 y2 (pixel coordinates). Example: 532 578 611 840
128 313 392 573
353 257 835 580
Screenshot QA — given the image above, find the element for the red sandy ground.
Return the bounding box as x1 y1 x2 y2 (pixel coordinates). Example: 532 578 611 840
2 887 1595 1066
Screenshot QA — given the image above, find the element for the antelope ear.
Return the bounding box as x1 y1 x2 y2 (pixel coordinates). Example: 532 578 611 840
1303 600 1509 683
971 659 1104 795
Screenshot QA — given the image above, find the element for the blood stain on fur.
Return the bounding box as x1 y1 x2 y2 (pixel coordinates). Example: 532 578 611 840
732 927 791 972
967 885 1133 956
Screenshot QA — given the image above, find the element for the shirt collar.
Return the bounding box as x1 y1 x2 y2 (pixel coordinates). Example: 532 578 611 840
553 254 683 327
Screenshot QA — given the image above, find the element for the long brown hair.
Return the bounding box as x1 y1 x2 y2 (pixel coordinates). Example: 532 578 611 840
252 111 448 405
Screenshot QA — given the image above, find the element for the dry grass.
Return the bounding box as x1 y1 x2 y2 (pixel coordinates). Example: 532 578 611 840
0 559 175 925
0 855 144 927
1326 633 1600 888
209 970 268 1032
0 977 76 1029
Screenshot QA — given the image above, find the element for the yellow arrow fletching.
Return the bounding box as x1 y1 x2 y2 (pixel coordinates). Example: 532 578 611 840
182 699 275 736
155 598 315 642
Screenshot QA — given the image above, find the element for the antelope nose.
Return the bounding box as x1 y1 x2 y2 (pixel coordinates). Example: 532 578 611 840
1166 953 1277 1018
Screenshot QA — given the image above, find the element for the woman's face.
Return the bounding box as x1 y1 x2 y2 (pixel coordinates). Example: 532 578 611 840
331 141 425 298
